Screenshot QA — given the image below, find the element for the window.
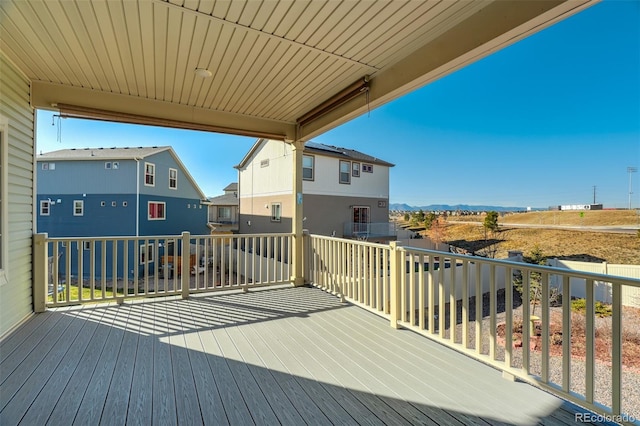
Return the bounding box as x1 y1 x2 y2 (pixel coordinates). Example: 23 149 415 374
83 241 91 250
271 203 281 222
41 162 55 170
40 200 51 216
123 201 128 207
363 164 373 173
112 162 119 169
148 201 166 220
144 162 155 186
218 206 231 220
105 162 112 169
169 168 177 189
111 201 117 207
73 200 84 216
140 243 154 264
352 206 370 235
352 162 360 177
339 160 351 184
101 201 106 207
303 155 314 180
260 159 269 168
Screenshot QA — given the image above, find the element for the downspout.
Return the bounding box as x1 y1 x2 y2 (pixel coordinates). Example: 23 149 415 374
135 158 140 236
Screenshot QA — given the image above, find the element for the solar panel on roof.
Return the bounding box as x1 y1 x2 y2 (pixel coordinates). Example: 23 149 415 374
305 141 342 154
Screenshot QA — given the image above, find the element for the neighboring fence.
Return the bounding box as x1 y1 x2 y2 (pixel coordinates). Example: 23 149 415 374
307 234 640 424
547 259 640 308
34 232 292 309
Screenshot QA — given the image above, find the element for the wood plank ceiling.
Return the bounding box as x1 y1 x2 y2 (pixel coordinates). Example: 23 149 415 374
0 0 597 141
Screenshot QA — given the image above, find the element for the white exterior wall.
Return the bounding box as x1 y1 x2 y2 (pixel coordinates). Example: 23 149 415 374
305 154 389 198
0 53 35 337
239 140 292 200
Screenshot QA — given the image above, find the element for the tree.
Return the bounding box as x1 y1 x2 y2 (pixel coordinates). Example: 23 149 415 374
513 245 547 316
403 213 410 222
483 211 499 237
424 212 437 229
428 216 448 249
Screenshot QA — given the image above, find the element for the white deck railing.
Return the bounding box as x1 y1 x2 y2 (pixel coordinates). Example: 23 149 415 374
307 235 640 425
34 232 292 309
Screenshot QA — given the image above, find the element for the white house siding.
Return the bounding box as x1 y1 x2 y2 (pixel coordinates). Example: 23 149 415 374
305 154 389 198
0 53 35 337
238 140 293 198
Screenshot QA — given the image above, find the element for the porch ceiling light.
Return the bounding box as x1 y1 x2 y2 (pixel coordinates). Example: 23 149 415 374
195 68 212 78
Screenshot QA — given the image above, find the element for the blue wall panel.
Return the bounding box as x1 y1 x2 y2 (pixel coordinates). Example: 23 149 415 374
139 194 209 236
37 194 136 237
38 159 137 194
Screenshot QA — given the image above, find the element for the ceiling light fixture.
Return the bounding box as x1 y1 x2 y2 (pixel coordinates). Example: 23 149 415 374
194 68 212 78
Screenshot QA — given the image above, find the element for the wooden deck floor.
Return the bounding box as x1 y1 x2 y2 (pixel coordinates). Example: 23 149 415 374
1 286 606 425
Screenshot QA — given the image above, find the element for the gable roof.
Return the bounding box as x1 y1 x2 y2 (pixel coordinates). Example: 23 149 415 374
208 193 238 206
236 139 394 169
37 146 170 160
38 146 208 201
304 141 395 167
223 183 238 192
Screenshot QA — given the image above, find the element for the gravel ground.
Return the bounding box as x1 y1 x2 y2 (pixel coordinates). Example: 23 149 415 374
427 290 640 421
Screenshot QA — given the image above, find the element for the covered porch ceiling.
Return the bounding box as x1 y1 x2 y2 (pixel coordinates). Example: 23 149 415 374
1 0 597 141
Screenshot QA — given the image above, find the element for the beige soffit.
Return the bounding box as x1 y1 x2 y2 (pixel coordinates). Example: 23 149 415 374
0 0 598 140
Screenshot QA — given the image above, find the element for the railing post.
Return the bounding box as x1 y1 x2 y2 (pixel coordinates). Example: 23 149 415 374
33 233 48 313
389 241 401 328
181 231 190 299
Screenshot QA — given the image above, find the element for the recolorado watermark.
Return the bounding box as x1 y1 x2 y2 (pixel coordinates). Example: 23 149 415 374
575 412 637 423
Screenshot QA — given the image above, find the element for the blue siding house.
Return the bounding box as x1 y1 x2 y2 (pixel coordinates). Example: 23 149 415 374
37 146 209 279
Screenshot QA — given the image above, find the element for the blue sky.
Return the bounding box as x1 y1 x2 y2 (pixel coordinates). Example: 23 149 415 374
36 0 639 209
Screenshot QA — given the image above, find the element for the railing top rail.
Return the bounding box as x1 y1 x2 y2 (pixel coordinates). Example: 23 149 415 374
43 233 294 241
400 245 640 288
308 234 390 250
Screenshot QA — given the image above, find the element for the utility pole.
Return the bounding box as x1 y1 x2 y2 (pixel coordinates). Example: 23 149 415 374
628 167 638 210
592 185 596 204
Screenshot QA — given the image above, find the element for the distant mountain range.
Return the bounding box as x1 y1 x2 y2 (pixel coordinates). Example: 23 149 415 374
389 203 529 212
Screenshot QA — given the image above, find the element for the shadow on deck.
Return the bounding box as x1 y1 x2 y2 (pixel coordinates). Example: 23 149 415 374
1 286 607 425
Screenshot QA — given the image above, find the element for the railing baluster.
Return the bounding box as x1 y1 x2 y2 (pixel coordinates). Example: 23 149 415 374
450 255 456 343
562 275 571 393
585 278 595 403
475 263 482 354
611 280 622 415
438 256 445 338
428 254 435 334
409 252 415 326
461 259 469 349
504 266 513 367
522 270 530 373
541 271 550 383
489 264 496 359
419 254 425 330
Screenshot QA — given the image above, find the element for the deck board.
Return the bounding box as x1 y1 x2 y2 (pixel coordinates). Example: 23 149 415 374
0 286 611 426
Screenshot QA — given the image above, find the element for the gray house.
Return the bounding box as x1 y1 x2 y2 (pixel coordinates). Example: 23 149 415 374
207 183 239 233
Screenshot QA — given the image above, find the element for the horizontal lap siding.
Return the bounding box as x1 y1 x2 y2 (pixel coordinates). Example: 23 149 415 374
0 53 35 337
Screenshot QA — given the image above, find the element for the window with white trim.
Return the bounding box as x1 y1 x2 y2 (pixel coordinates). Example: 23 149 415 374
73 200 84 216
362 163 373 173
144 162 155 186
40 200 51 216
339 160 351 184
218 206 231 221
169 168 177 189
303 155 314 181
271 203 281 222
140 243 154 264
148 201 166 220
105 162 112 169
352 162 360 177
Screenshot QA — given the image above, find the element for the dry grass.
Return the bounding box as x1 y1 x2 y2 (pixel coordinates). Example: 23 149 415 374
402 210 640 264
447 209 640 227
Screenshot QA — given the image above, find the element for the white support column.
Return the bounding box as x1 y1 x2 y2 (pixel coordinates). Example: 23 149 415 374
290 140 305 286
